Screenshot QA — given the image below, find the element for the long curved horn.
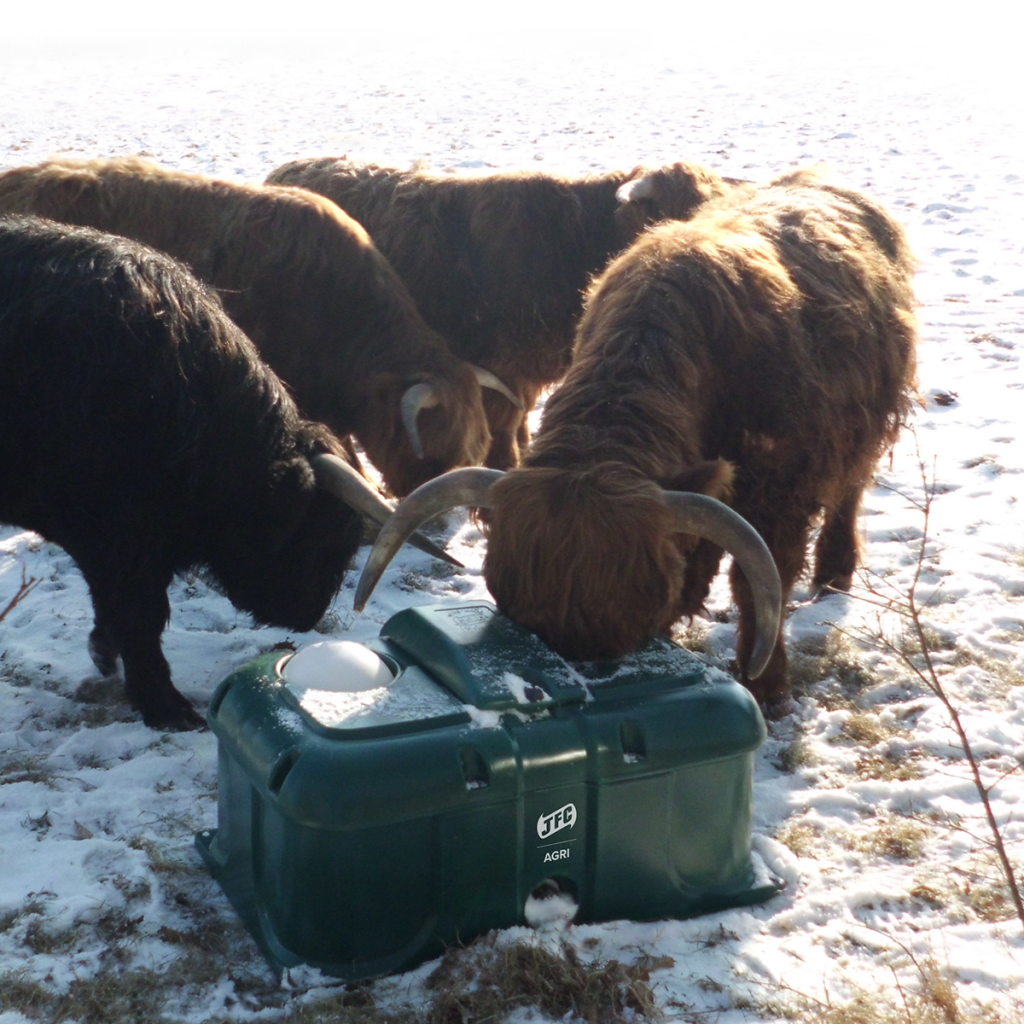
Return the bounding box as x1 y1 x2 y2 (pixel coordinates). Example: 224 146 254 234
663 492 781 680
311 453 463 567
469 365 524 410
615 175 656 204
400 382 441 459
354 467 504 611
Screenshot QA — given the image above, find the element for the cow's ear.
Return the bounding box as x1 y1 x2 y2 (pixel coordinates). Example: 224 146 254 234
663 459 735 502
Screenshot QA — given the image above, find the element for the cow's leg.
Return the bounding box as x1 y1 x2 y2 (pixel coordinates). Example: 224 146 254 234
730 515 809 711
87 611 120 678
678 538 725 618
81 561 203 731
481 389 524 471
514 412 532 461
812 484 865 595
482 379 541 472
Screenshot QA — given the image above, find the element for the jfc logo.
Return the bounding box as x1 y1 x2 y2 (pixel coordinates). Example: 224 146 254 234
537 802 577 839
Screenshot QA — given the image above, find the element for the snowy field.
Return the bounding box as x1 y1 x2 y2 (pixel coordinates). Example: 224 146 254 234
1 20 1023 1023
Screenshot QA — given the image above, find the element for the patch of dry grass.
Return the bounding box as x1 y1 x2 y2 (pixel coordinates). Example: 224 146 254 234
776 820 820 857
126 835 198 877
908 881 949 910
0 898 47 934
0 971 55 1020
422 936 665 1024
776 735 818 773
959 851 1024 923
743 956 1004 1024
842 713 892 746
951 646 1024 693
0 753 58 787
855 817 929 862
909 856 1023 925
781 815 930 864
854 751 923 782
968 883 1016 923
788 631 877 707
671 618 715 657
2 927 668 1024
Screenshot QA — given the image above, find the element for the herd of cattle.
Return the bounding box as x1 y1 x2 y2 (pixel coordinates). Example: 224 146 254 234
0 154 917 729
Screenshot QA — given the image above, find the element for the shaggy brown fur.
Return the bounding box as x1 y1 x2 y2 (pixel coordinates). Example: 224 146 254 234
482 168 918 705
0 156 492 496
265 157 737 469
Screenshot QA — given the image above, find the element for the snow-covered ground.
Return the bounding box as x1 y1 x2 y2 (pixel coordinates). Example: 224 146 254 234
1 32 1022 1022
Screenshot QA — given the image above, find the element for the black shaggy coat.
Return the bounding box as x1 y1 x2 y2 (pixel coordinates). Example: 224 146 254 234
482 169 918 705
0 216 363 729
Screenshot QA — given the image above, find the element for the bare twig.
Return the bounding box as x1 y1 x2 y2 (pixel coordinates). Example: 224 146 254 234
0 566 40 625
983 762 1024 796
847 441 1024 929
889 962 913 1024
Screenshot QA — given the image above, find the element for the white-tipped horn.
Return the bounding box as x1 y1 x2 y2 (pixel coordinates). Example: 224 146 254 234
615 175 657 204
663 491 782 680
353 467 504 612
469 365 524 410
311 453 462 567
400 382 442 459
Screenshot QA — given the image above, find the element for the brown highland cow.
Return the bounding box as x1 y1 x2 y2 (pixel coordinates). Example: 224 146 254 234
354 168 918 709
266 156 741 470
0 156 519 496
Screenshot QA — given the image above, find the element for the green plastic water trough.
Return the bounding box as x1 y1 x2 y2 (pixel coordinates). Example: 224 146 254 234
196 601 778 980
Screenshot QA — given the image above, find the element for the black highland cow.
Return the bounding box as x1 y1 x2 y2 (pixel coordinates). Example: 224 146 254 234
0 215 406 729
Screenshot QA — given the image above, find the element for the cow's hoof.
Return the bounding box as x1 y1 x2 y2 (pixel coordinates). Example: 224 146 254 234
762 693 797 721
88 630 120 677
140 695 207 732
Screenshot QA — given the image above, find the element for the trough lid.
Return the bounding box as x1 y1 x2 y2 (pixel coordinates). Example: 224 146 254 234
380 603 589 711
378 602 708 712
